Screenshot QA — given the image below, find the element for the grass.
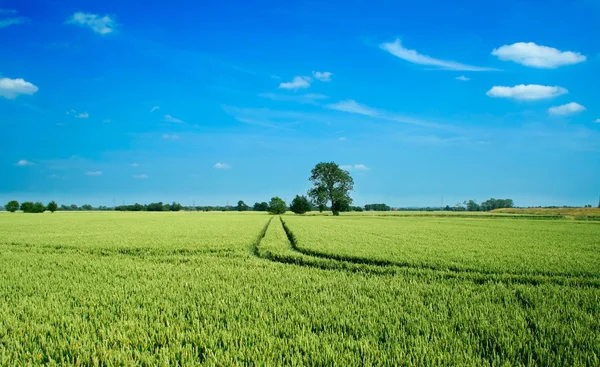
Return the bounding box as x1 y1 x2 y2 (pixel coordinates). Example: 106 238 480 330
1 211 599 365
492 207 600 219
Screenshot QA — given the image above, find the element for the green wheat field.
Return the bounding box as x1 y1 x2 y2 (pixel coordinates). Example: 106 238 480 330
1 212 599 365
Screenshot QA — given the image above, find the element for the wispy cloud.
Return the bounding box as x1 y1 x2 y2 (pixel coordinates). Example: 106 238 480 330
328 100 378 116
259 92 328 104
548 102 586 116
130 163 140 167
278 76 311 90
66 12 117 35
164 114 183 123
492 42 586 68
85 171 102 176
595 119 600 123
312 71 332 82
340 164 370 171
133 174 148 179
0 16 28 29
0 77 38 99
162 134 180 140
380 39 497 71
214 162 231 169
75 112 89 119
15 159 33 166
0 9 18 14
455 75 470 81
150 105 160 113
486 84 567 101
339 137 346 141
327 99 439 128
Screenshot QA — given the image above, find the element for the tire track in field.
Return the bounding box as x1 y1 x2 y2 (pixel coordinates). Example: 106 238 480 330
273 217 600 288
249 216 273 257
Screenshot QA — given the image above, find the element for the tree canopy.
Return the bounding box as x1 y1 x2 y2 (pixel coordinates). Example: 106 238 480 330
6 200 19 213
290 195 312 215
268 197 287 215
47 201 58 213
308 162 353 216
253 202 269 211
20 201 45 213
236 200 249 211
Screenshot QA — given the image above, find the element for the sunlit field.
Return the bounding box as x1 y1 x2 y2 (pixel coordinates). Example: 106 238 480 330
1 212 599 365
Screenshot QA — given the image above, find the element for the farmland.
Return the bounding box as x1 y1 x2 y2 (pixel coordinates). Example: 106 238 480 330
1 212 599 365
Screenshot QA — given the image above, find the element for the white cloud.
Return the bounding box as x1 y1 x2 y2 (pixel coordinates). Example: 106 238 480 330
85 171 102 176
340 164 370 171
548 102 586 116
595 119 600 123
133 174 148 179
278 76 311 90
492 42 586 68
75 112 89 119
339 137 346 141
150 106 160 113
130 163 140 167
164 114 183 123
486 84 567 101
67 12 117 35
380 39 497 71
103 119 111 123
0 17 28 28
15 159 33 166
0 77 38 99
214 162 231 169
66 109 76 115
455 75 470 81
312 71 332 82
162 134 180 140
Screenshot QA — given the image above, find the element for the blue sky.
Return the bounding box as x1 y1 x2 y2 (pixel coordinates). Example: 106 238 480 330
1 0 599 207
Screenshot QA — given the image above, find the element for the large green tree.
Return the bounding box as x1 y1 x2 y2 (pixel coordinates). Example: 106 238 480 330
6 200 19 213
308 162 354 216
268 197 287 215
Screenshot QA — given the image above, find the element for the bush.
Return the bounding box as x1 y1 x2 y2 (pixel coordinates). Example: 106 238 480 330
268 197 287 215
6 200 19 213
290 195 312 215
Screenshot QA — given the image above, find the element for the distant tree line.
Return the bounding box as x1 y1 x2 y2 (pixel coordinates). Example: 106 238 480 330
4 200 58 213
115 202 184 212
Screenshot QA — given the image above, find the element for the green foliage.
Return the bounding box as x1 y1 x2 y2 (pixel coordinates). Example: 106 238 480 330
6 200 19 213
289 195 312 215
365 203 390 211
47 201 58 213
308 162 354 216
253 202 269 211
236 200 249 212
146 202 165 211
20 201 45 213
268 197 286 214
479 198 514 211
